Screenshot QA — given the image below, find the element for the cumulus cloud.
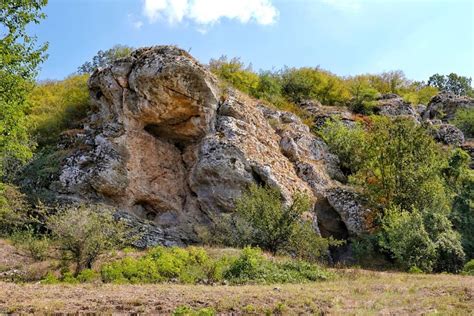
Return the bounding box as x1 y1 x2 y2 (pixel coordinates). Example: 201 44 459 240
143 0 279 26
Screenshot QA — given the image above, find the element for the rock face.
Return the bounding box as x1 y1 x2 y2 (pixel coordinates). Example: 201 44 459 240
432 123 465 146
374 94 419 120
423 92 474 121
56 46 370 246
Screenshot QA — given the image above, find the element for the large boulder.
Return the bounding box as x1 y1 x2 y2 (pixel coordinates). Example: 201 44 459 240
55 46 371 245
374 94 420 120
431 123 465 146
422 92 474 122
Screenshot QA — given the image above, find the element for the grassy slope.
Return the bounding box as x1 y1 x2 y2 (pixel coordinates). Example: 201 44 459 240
1 270 473 314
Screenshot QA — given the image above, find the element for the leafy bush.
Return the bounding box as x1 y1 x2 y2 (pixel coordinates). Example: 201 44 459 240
462 259 474 276
433 230 465 273
101 246 331 285
172 306 216 316
408 266 423 274
76 268 100 283
280 67 350 105
207 185 339 262
209 56 259 95
319 119 366 175
41 272 60 284
26 74 91 147
47 204 134 275
378 207 437 272
10 229 51 261
378 206 465 273
0 184 29 236
451 108 474 138
444 149 474 259
345 76 380 114
224 247 330 284
78 44 133 74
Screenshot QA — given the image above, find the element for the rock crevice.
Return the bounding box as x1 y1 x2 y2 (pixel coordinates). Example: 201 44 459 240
57 46 369 245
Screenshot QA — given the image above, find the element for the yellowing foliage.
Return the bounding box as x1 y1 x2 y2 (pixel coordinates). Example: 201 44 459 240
26 74 91 147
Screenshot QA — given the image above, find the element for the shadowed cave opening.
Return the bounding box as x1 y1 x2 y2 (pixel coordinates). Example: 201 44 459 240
315 197 349 240
144 123 188 152
132 201 158 221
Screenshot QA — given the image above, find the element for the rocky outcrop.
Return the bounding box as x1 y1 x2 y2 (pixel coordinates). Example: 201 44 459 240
374 94 419 120
55 46 371 246
431 123 465 146
422 92 474 121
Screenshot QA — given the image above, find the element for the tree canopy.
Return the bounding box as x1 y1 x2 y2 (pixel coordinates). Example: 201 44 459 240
0 0 48 179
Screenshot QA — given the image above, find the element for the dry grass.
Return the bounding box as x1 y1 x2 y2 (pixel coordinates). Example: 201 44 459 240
0 269 472 315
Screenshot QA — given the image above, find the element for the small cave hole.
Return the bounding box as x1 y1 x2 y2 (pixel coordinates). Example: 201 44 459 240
144 123 188 152
133 201 158 221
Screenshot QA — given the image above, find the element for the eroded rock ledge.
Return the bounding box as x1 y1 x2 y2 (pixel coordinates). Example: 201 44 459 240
57 46 370 246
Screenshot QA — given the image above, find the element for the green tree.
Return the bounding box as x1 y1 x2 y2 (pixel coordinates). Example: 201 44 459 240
428 73 473 96
47 204 134 275
209 56 259 95
345 76 380 114
444 149 474 259
280 67 350 105
26 74 90 147
353 116 449 212
208 185 339 261
0 0 48 179
78 44 133 74
451 108 474 138
378 206 437 272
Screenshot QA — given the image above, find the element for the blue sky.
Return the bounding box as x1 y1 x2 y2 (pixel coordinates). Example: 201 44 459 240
32 0 474 82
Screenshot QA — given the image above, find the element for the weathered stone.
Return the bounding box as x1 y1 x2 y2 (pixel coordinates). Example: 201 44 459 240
55 45 371 246
374 94 420 120
326 187 371 236
432 123 465 146
422 92 474 121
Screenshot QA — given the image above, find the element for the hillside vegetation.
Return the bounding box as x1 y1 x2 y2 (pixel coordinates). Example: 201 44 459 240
1 2 474 314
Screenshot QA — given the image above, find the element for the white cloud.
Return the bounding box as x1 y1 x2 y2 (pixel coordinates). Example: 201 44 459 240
142 0 279 26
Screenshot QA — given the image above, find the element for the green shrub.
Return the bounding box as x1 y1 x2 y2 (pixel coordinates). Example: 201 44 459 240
408 266 423 274
0 184 30 236
319 119 366 175
280 67 350 105
209 56 259 95
26 74 91 147
77 269 100 283
10 229 51 261
378 207 437 272
207 185 339 262
61 271 79 284
172 306 216 316
101 246 331 285
433 230 465 273
451 108 474 138
462 259 474 276
47 204 134 275
224 247 331 284
41 272 59 284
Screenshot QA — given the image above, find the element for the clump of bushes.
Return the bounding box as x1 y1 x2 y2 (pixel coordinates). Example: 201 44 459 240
203 185 341 263
10 229 51 261
320 116 469 273
99 246 331 285
462 259 474 276
47 204 134 275
451 108 474 138
26 74 91 147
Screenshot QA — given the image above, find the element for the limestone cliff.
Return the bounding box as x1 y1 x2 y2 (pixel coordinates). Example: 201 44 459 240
56 46 370 246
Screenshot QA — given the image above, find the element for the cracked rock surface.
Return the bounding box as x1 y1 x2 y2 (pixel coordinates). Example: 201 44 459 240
57 46 371 245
